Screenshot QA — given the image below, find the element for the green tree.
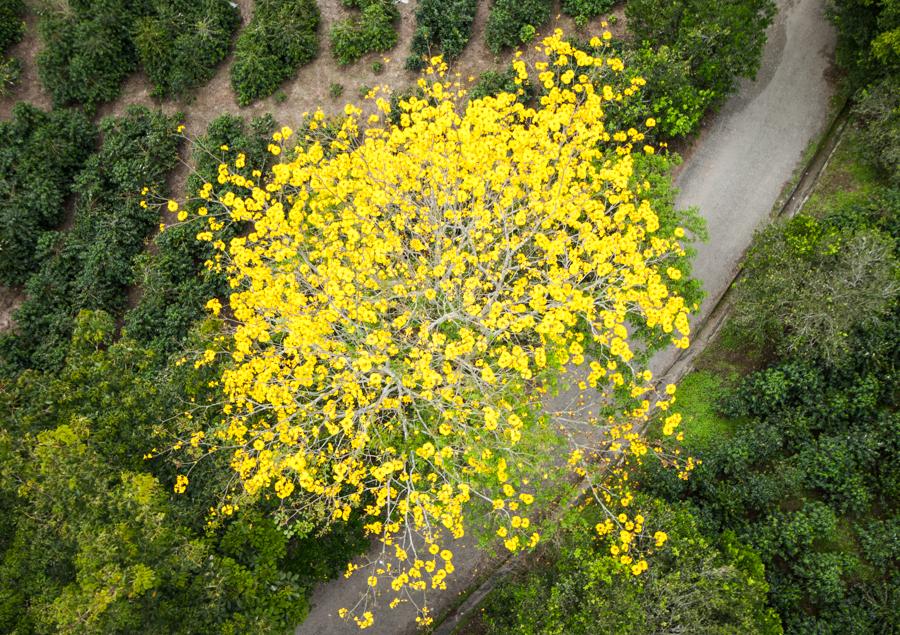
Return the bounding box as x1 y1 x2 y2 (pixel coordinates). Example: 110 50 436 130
485 0 552 53
406 0 477 70
0 104 97 285
626 0 776 101
731 208 899 366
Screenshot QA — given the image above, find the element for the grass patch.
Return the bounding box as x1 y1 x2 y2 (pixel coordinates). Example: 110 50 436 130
802 127 880 217
674 371 737 450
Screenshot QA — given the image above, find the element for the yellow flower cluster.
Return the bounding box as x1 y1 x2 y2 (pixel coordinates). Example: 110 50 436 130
187 31 692 627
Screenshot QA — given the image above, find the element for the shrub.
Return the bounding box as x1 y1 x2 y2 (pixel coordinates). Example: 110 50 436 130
133 0 240 98
852 79 899 185
330 0 399 66
0 104 97 286
485 0 552 54
0 0 25 52
36 0 144 108
561 0 615 23
470 68 519 99
485 0 552 53
468 66 536 103
230 0 320 106
406 0 477 70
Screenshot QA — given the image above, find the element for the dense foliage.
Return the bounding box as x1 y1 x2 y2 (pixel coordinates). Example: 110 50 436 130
641 331 899 631
852 78 899 185
485 0 552 53
330 0 399 66
829 0 900 86
0 107 180 373
126 114 276 355
731 195 898 366
638 128 900 632
37 0 240 108
0 104 96 285
133 0 240 98
406 0 477 70
230 0 320 106
0 311 367 634
480 497 780 634
623 0 776 137
0 0 23 96
37 0 144 108
0 0 24 52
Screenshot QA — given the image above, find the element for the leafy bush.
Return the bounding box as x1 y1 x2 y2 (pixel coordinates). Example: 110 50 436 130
828 0 900 86
0 107 180 373
852 79 900 185
126 114 276 354
330 0 399 66
0 312 368 634
619 44 715 138
625 0 776 107
37 0 144 109
0 0 25 52
230 0 320 106
0 103 97 286
561 0 615 23
133 0 240 98
485 0 552 54
406 0 477 70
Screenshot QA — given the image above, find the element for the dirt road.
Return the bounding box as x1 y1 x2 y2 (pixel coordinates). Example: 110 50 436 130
296 0 837 633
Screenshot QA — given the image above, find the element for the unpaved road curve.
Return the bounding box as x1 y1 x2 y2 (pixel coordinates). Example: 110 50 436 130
298 0 836 633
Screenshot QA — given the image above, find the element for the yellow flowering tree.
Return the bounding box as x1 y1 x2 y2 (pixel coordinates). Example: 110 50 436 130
180 31 696 628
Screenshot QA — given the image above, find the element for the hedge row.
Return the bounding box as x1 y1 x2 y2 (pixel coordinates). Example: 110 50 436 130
485 0 552 54
230 0 320 106
0 104 97 285
406 0 477 70
134 0 240 99
330 0 399 66
0 107 181 373
126 114 277 354
37 0 240 108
